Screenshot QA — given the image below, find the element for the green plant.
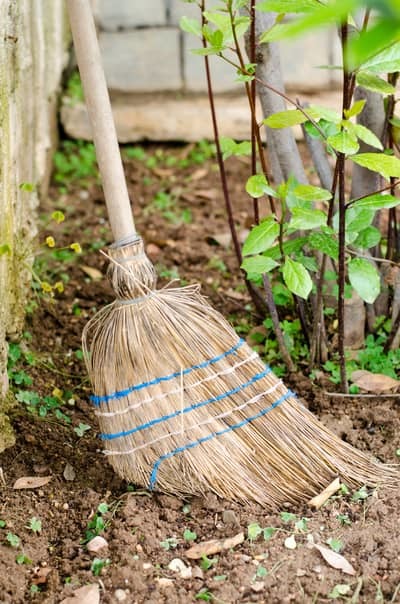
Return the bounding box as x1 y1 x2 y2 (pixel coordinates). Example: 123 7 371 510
27 518 42 534
6 533 20 548
91 557 110 576
65 70 84 104
53 140 98 186
337 514 352 526
159 536 179 550
200 554 218 571
74 423 91 437
180 0 400 390
145 190 192 225
84 503 109 543
16 553 32 565
326 537 344 553
183 529 197 541
352 485 369 502
195 589 214 602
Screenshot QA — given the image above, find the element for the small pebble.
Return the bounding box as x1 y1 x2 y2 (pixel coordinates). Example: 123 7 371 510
114 588 127 602
251 581 265 593
296 569 307 577
222 510 239 526
63 503 69 510
155 578 174 589
168 558 187 573
87 536 108 553
143 562 152 570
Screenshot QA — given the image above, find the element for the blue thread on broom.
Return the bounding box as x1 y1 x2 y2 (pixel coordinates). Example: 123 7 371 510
148 390 294 490
91 339 246 406
99 366 272 441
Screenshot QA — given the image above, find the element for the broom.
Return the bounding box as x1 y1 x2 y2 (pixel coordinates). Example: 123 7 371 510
67 0 398 507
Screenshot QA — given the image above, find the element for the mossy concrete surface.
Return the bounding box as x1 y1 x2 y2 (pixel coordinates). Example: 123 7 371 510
0 0 69 452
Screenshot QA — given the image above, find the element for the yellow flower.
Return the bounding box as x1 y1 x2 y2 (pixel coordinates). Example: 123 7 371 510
70 242 82 253
51 211 65 223
52 388 63 399
45 236 55 248
40 281 52 293
54 281 64 293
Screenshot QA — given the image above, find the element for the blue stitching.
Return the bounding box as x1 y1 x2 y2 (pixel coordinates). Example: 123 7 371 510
148 390 294 490
91 339 245 406
99 366 272 441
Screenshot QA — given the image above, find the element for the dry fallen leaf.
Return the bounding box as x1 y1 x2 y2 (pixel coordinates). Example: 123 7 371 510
351 370 400 394
13 476 52 489
314 544 356 575
308 477 341 509
81 266 103 281
60 584 100 604
185 532 244 559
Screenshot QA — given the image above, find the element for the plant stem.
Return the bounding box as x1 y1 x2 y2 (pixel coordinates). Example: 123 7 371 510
262 275 295 373
249 1 259 224
227 2 275 214
337 21 352 393
201 1 266 315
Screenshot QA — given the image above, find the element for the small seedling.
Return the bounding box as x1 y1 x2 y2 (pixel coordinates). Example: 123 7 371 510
326 537 343 553
328 583 351 599
30 585 41 594
195 589 214 602
0 520 6 528
294 518 309 533
74 423 91 437
263 527 276 541
183 529 197 542
84 502 109 542
27 517 42 534
91 557 110 576
337 514 351 526
16 553 32 565
247 522 262 541
200 555 218 571
6 533 20 548
396 449 400 457
352 485 369 502
280 512 297 523
255 565 268 579
159 536 179 550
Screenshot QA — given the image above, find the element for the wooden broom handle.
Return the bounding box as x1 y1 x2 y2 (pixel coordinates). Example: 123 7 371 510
66 0 136 244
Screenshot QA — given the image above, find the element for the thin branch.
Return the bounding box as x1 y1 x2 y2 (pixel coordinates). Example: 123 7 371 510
262 274 295 372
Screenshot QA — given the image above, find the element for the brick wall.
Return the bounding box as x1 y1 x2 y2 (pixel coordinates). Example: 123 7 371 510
93 0 341 94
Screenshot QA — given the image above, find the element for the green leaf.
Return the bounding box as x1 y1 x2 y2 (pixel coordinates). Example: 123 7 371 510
327 131 359 155
353 226 381 249
241 255 279 275
326 537 343 553
263 527 276 541
219 137 252 160
97 502 108 515
183 529 197 541
264 109 308 128
355 71 396 96
308 232 339 260
280 512 297 523
0 244 11 256
256 0 320 13
255 0 319 13
242 218 279 256
353 124 383 150
348 258 380 304
289 208 327 230
247 522 262 541
352 194 399 211
351 153 400 178
245 174 276 198
282 257 313 299
345 207 375 233
328 584 351 599
360 41 400 74
179 16 202 37
343 99 366 119
308 105 341 123
293 184 332 202
6 533 20 548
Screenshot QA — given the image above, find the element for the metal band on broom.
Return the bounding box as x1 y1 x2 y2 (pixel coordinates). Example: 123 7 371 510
67 0 398 507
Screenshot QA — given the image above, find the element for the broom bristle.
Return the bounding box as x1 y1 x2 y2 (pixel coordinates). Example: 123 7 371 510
83 241 399 507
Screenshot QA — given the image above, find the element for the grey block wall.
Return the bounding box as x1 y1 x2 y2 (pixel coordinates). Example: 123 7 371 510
93 0 340 94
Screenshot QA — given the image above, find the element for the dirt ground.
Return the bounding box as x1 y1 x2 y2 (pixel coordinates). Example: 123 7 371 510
1 143 399 603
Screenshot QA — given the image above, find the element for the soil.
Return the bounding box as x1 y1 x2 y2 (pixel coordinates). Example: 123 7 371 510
1 143 399 604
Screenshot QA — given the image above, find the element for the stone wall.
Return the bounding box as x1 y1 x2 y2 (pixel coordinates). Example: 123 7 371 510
93 0 341 94
0 0 68 450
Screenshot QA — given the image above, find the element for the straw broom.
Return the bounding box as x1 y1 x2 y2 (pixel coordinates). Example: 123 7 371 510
67 0 398 507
